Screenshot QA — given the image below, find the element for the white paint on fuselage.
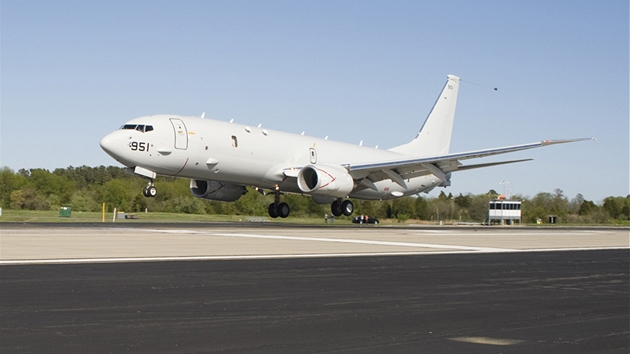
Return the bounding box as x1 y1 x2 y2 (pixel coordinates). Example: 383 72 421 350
101 115 441 200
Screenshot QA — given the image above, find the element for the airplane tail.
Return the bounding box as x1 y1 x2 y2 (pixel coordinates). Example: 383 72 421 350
389 74 460 156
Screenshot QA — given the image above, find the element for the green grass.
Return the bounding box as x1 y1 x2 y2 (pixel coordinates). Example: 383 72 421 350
1 209 626 227
0 209 356 225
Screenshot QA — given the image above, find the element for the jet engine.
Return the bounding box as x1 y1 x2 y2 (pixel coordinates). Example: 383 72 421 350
297 164 354 198
190 180 247 202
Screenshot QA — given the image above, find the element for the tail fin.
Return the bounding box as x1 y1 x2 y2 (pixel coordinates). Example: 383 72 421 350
389 74 460 156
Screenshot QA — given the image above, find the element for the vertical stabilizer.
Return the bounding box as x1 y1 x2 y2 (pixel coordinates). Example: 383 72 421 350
389 75 460 156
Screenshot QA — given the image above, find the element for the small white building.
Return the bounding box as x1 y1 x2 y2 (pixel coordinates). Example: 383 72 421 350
488 199 522 225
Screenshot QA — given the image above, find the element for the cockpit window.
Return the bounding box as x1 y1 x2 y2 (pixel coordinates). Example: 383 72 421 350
120 124 154 133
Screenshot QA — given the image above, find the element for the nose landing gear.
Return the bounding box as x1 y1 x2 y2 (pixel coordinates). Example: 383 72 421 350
142 181 157 198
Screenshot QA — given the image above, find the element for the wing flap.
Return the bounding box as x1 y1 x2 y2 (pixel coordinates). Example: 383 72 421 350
455 158 534 171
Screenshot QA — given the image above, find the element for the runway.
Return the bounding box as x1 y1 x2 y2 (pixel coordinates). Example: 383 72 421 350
0 224 628 353
1 223 627 264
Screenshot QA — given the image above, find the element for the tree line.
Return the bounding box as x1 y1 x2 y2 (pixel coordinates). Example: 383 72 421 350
1 166 628 224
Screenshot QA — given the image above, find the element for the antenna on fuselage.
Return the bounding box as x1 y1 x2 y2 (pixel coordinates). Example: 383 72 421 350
201 112 205 118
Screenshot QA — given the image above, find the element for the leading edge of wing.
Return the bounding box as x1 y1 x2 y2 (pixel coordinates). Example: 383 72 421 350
347 138 594 173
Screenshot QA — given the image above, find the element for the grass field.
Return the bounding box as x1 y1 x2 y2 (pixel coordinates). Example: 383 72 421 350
0 209 357 225
1 209 626 227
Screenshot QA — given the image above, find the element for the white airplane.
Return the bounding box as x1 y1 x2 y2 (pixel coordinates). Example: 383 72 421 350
100 75 590 218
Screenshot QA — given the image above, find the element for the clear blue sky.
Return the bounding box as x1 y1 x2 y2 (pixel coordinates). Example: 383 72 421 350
1 0 628 202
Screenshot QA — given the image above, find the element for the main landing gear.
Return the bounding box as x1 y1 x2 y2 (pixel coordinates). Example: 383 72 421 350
267 194 354 219
331 199 354 217
142 180 157 198
268 190 290 218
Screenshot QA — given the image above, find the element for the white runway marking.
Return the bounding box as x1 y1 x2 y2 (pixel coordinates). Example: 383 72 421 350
117 228 519 251
449 336 525 346
210 232 517 252
0 251 512 265
0 247 626 265
409 230 604 236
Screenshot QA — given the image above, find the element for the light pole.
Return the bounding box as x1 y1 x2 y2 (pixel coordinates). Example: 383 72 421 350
500 180 510 198
499 180 510 225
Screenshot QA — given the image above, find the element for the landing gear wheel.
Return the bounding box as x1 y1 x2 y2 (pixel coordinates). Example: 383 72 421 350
268 203 279 218
331 200 343 217
277 202 290 218
341 200 354 216
143 185 157 198
268 202 290 218
268 189 290 218
143 179 157 198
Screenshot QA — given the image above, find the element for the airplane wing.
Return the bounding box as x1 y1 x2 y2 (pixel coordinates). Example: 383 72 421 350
346 138 593 188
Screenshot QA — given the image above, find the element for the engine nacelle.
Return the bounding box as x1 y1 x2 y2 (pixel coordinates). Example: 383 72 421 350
297 164 354 198
190 180 246 202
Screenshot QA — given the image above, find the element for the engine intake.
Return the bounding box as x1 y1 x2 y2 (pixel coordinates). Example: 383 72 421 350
190 180 246 202
297 164 354 198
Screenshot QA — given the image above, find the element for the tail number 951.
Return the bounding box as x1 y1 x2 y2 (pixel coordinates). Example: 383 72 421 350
129 141 150 152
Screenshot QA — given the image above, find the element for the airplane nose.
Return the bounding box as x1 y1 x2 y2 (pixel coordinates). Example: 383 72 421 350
100 134 117 157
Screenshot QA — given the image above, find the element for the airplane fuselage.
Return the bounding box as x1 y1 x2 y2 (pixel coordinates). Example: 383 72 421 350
101 115 443 200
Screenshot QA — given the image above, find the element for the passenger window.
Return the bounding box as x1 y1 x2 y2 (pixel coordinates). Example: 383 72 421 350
231 136 238 148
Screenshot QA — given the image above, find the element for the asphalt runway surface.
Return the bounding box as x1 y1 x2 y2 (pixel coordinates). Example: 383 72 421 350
1 224 628 353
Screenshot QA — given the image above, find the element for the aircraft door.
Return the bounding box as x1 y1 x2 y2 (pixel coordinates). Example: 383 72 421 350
170 118 188 150
309 148 317 164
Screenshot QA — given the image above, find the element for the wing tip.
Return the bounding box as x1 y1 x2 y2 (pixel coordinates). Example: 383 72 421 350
541 137 595 146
